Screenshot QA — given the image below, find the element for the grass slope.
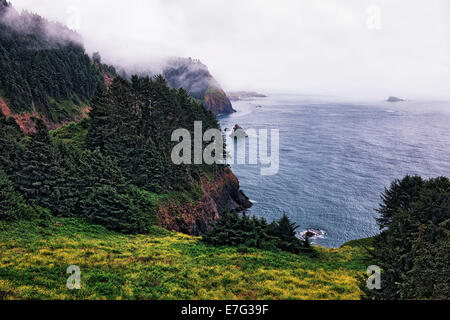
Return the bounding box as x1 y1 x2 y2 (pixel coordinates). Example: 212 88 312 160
0 217 371 300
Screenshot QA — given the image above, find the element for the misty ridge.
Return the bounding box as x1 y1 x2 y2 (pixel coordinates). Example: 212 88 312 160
0 0 82 50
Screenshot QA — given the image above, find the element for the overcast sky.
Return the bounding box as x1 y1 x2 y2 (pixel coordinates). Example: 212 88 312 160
10 0 450 99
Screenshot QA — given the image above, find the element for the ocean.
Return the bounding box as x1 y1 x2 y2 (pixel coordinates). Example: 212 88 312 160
219 94 450 247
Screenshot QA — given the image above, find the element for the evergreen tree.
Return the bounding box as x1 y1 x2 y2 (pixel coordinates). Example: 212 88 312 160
80 184 155 234
86 86 111 151
377 175 424 230
0 112 24 176
267 213 305 254
12 118 61 211
1 72 228 234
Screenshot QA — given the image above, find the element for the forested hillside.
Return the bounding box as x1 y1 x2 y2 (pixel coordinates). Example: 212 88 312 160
0 0 104 125
0 0 235 134
0 72 233 233
0 0 250 237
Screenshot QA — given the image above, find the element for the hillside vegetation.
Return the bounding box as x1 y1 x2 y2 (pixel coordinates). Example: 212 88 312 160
0 217 370 300
0 74 223 234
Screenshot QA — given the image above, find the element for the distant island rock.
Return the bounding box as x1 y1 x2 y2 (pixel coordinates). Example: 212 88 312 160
386 96 405 102
227 91 267 101
230 124 248 138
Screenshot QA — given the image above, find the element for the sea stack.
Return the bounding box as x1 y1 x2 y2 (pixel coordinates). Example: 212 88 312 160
230 124 248 138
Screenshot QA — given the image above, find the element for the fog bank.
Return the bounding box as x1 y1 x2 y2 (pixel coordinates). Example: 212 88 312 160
10 0 450 100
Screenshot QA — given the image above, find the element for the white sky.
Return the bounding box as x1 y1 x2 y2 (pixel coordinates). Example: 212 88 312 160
9 0 450 99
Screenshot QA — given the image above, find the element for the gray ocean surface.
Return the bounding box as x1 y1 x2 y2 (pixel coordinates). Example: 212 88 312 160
219 94 450 247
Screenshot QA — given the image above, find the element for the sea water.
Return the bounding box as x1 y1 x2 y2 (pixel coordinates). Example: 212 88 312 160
219 94 450 247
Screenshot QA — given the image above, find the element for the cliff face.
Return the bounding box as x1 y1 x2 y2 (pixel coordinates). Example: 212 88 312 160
157 167 252 236
204 89 235 115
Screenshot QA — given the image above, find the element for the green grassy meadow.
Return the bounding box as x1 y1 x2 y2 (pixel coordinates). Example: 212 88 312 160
0 217 372 300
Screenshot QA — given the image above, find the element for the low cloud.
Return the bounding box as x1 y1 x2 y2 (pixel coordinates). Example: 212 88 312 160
1 2 83 47
8 0 450 99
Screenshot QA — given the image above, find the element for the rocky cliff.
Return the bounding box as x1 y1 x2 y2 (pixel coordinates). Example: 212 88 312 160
162 58 235 115
117 57 236 116
204 88 235 115
113 57 236 116
157 167 252 235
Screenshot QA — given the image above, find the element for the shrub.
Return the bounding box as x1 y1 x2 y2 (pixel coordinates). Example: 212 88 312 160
80 184 156 234
202 211 311 254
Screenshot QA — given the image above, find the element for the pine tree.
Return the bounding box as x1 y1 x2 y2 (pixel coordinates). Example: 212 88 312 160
86 86 111 151
0 112 24 176
267 213 304 254
13 118 61 211
0 4 103 118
